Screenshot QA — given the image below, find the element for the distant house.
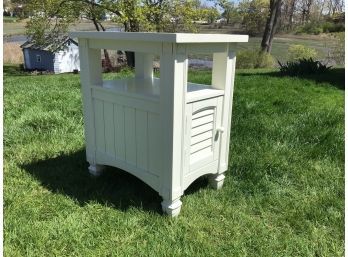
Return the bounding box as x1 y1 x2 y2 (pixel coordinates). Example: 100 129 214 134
20 37 80 74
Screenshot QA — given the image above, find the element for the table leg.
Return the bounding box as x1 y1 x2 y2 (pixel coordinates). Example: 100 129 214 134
208 173 225 190
88 164 105 177
161 198 182 217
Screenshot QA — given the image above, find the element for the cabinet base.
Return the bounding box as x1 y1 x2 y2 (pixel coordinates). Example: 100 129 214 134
208 173 225 190
88 164 105 177
161 199 182 217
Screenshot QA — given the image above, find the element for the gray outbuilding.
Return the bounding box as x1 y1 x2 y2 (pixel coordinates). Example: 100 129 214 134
21 37 80 74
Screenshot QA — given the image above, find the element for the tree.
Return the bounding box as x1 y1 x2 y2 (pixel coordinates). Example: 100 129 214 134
167 0 204 32
261 0 282 53
81 1 113 70
25 0 78 48
142 0 169 32
239 0 269 35
215 0 234 24
26 0 207 68
201 6 220 24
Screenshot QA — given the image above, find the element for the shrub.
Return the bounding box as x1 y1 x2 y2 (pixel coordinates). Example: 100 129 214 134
236 50 275 69
296 22 323 35
278 58 331 76
322 22 345 33
288 44 318 61
329 32 344 65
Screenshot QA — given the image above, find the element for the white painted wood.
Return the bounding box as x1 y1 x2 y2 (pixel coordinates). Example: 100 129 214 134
183 103 193 178
92 87 160 114
212 47 236 173
94 99 105 153
104 101 115 156
70 31 249 43
88 164 105 177
190 131 212 145
135 53 153 79
192 97 218 112
186 96 223 173
88 39 162 55
183 160 219 190
148 113 161 176
191 114 214 128
159 42 187 208
214 97 224 160
190 138 212 154
78 39 102 165
114 104 126 161
208 173 225 190
95 150 160 192
191 109 214 119
136 110 148 170
124 107 137 166
191 122 214 136
74 32 247 217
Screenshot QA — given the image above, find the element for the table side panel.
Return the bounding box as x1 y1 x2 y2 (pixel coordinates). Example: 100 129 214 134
91 87 162 185
89 39 162 54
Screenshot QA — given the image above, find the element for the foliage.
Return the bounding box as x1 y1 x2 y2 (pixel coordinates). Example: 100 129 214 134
295 21 344 35
166 0 204 32
239 0 269 35
278 58 331 76
295 22 323 35
141 0 171 32
288 44 318 61
110 0 144 31
202 6 220 24
25 0 80 48
237 50 275 69
322 22 345 33
328 32 345 65
214 0 235 24
4 65 344 256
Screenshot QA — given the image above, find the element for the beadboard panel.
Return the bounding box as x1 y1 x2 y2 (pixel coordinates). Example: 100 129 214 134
92 95 161 178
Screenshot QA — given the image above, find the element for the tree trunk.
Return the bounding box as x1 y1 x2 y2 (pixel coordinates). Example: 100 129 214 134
125 51 135 68
261 0 282 53
305 0 313 22
91 18 112 71
288 0 296 29
123 20 139 68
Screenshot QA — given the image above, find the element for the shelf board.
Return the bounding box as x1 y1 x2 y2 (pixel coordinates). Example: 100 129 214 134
93 77 224 103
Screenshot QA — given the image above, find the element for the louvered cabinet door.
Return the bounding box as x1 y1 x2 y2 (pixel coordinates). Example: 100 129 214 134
185 96 223 174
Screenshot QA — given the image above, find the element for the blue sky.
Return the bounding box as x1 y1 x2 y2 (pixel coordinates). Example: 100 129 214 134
201 0 215 7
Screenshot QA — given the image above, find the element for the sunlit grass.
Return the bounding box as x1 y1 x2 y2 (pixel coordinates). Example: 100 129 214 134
4 65 344 256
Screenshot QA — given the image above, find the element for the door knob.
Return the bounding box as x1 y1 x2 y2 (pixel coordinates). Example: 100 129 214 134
216 127 225 133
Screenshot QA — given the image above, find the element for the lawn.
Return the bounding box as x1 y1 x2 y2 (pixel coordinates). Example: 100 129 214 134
4 65 344 256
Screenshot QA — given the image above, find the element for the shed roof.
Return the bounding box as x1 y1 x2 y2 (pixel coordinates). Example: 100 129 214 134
20 37 78 52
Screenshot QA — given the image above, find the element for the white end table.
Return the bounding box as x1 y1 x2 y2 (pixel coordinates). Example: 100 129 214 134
70 32 248 216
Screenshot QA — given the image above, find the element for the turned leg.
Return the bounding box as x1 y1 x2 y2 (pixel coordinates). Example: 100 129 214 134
208 173 225 190
88 164 105 177
161 198 182 217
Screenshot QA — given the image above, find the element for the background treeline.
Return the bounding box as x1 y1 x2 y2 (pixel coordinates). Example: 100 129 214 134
3 0 345 69
3 0 344 35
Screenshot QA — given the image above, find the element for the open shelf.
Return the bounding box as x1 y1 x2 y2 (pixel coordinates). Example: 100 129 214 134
94 77 224 103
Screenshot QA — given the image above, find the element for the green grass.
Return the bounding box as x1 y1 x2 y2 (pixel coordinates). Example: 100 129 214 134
4 65 344 256
237 36 335 62
3 16 19 23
